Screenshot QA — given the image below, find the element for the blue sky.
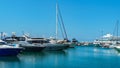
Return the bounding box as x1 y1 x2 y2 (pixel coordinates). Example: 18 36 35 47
0 0 120 41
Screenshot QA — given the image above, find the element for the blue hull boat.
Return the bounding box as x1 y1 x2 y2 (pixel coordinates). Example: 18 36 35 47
0 40 23 56
0 48 23 56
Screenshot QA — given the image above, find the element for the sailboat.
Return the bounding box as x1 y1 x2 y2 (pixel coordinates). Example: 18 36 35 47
54 2 76 48
45 2 69 50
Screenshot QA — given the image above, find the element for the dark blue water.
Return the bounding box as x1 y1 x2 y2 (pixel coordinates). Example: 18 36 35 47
0 46 120 68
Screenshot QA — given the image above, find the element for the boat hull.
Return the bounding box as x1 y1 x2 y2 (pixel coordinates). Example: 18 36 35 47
43 44 69 51
0 48 23 56
114 46 120 52
69 43 76 48
20 45 45 52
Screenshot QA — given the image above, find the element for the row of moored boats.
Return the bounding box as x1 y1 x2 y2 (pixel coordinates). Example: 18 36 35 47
0 34 78 56
93 34 120 51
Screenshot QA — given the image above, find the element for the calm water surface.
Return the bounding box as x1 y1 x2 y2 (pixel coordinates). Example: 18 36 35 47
0 46 120 68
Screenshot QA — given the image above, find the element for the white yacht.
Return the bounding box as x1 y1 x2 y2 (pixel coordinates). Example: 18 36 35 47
27 38 69 51
93 34 119 48
4 36 45 52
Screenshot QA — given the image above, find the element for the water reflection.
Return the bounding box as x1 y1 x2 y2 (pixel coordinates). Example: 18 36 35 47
1 46 120 68
20 50 68 57
66 46 120 68
43 50 68 56
114 48 120 56
0 56 20 68
0 56 20 62
18 50 68 68
95 47 117 55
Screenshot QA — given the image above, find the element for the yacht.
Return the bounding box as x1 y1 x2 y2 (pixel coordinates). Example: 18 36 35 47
0 40 23 56
27 38 69 51
4 36 45 52
93 34 118 48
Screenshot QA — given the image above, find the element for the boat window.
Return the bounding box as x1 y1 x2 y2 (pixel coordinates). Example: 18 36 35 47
27 40 49 44
27 41 32 44
18 37 25 41
4 37 25 41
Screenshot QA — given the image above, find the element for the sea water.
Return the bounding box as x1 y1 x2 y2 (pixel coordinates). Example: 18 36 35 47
0 46 120 68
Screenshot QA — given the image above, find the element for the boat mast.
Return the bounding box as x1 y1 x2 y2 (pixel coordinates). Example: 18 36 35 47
117 20 119 44
56 1 58 40
58 6 68 40
55 0 68 40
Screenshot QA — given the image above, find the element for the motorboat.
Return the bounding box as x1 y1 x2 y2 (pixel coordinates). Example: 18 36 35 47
27 38 69 51
0 40 23 56
4 36 45 52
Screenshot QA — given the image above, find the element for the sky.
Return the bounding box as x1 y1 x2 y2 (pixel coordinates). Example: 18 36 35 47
0 0 120 41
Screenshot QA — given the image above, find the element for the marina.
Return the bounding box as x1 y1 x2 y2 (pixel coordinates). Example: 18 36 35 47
0 0 120 68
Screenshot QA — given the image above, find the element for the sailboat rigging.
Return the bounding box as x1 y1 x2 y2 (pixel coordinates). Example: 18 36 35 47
114 20 120 51
55 2 68 40
115 20 119 44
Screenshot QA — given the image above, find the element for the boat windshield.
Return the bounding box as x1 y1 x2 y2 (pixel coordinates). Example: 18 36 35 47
0 42 7 45
5 37 26 41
